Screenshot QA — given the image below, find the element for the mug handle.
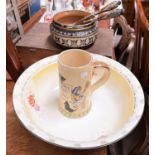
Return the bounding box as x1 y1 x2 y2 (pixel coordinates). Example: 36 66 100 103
91 61 110 93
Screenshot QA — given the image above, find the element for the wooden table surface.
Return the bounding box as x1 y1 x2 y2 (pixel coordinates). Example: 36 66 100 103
16 22 114 59
7 81 107 155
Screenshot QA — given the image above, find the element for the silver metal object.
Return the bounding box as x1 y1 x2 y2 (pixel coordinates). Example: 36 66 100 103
52 0 56 11
75 0 121 25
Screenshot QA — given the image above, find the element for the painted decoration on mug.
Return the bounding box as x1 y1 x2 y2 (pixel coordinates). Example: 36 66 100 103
59 73 90 112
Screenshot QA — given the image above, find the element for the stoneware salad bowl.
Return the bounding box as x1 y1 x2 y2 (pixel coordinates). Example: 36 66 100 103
50 10 98 48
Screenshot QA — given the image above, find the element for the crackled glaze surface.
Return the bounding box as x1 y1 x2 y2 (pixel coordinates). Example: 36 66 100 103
13 54 144 149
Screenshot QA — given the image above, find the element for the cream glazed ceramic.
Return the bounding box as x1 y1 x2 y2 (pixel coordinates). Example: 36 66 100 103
58 49 110 118
13 54 144 149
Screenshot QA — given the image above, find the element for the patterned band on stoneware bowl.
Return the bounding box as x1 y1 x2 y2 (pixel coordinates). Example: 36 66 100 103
50 22 98 48
13 54 144 149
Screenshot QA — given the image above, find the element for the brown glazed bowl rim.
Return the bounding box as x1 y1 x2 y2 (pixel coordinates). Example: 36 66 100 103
53 10 96 29
52 20 97 32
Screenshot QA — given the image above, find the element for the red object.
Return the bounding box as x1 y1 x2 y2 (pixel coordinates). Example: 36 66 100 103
28 95 36 107
83 0 99 10
44 14 53 23
99 20 110 29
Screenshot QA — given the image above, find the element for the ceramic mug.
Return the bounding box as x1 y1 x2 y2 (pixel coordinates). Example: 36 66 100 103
58 49 110 118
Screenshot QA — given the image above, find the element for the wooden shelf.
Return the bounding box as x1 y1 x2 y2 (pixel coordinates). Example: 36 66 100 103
6 6 13 14
6 0 24 45
23 8 45 33
6 3 12 11
18 0 29 8
7 22 18 31
13 35 21 44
